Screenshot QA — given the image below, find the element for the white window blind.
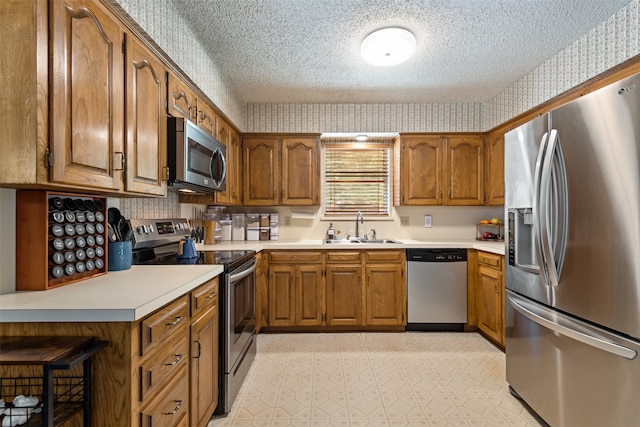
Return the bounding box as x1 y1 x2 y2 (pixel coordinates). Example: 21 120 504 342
323 143 391 216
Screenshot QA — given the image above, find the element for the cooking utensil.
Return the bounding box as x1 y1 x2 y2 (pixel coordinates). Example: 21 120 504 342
107 223 118 242
107 207 123 241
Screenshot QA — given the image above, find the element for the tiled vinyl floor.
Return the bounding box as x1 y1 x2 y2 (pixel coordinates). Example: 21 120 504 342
209 332 542 426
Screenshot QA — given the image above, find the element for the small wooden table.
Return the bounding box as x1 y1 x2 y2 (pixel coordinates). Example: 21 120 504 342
0 336 107 427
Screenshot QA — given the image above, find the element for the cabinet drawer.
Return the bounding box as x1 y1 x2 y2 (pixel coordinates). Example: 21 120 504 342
191 278 218 318
270 251 323 263
140 364 189 427
139 334 189 402
365 250 405 263
141 296 189 356
477 251 502 269
326 251 362 263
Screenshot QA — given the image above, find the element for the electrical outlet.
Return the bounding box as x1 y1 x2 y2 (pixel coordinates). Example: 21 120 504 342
424 215 432 228
400 216 409 226
284 216 291 226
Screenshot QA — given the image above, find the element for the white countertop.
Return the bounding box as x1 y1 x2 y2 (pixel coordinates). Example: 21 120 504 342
0 265 223 323
0 239 504 324
196 238 506 255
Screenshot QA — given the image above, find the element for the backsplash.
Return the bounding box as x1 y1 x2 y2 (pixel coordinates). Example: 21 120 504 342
119 191 180 219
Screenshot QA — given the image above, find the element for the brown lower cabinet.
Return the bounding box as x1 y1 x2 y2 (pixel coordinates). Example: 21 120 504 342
0 277 220 427
264 250 406 330
473 251 505 347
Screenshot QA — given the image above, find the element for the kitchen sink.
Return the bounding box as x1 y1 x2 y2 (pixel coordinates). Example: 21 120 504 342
324 239 402 244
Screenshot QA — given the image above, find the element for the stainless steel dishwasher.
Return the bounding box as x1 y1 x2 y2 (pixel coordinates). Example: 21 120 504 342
406 248 468 331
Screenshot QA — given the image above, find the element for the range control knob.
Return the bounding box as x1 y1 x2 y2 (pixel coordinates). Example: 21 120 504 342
136 226 145 234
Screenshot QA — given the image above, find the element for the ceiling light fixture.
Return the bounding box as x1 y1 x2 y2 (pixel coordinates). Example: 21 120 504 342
355 134 368 141
361 27 416 67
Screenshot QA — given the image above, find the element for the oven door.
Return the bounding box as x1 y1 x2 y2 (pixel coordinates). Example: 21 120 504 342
226 257 256 371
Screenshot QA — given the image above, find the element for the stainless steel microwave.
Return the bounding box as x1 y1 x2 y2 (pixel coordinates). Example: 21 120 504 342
167 117 226 194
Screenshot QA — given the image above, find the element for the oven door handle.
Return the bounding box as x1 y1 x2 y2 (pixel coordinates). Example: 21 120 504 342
229 259 257 282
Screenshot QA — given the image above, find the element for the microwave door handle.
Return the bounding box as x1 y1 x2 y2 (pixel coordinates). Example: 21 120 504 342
210 148 226 189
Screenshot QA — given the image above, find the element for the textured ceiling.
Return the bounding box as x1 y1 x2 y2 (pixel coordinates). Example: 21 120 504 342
171 0 632 104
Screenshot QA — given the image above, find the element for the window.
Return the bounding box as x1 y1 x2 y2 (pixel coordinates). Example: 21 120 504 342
323 142 391 216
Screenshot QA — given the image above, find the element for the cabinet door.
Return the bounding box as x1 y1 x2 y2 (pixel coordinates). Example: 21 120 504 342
325 264 362 326
365 264 405 326
400 136 443 205
485 130 505 206
194 99 216 137
167 71 196 121
296 264 323 326
243 137 280 205
228 128 242 206
50 0 124 190
268 264 296 326
255 252 269 331
124 34 167 196
190 308 218 427
477 265 503 344
281 137 319 205
445 136 484 205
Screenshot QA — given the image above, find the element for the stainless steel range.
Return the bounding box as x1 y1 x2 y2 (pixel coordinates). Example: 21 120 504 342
130 218 256 416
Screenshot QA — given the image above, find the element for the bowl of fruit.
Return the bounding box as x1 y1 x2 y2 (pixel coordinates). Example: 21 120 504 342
476 218 504 241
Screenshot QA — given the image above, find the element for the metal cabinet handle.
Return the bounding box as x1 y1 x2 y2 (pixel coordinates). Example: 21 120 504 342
165 354 183 366
194 340 202 359
162 400 182 415
114 151 125 171
205 292 216 299
166 316 183 326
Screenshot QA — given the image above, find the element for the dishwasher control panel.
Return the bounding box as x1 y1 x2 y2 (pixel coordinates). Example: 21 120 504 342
406 249 467 262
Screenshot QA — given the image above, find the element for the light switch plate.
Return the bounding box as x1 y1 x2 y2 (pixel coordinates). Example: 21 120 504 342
424 215 432 227
400 216 409 226
284 216 291 226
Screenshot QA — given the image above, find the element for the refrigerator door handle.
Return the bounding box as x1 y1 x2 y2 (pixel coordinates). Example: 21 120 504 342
532 131 550 288
508 293 637 360
539 129 569 287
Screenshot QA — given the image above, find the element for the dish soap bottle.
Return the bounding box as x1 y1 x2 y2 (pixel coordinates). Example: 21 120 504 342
326 223 335 240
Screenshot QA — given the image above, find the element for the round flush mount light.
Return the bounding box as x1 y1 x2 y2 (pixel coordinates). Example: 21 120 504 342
361 27 416 67
355 134 368 141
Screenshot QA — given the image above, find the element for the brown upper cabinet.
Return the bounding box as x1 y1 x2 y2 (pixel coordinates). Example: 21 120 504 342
1 0 167 196
400 134 485 205
123 33 167 196
242 134 320 206
168 71 242 206
485 127 505 206
167 70 197 122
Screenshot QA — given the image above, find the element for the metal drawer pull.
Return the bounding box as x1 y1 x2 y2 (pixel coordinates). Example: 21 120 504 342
166 316 183 326
205 292 216 299
165 354 183 366
163 400 182 415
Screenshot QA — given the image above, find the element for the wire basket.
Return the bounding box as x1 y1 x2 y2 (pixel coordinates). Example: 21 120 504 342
0 377 85 426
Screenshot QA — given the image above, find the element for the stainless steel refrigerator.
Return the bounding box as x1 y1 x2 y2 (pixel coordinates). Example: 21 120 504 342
504 72 640 426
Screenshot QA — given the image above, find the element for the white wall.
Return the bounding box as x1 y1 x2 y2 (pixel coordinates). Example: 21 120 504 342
222 205 503 241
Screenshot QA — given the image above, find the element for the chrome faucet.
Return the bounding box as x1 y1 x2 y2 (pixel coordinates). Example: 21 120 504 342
355 211 364 238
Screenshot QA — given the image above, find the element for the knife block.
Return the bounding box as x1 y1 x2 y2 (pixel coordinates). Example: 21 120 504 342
16 190 108 291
